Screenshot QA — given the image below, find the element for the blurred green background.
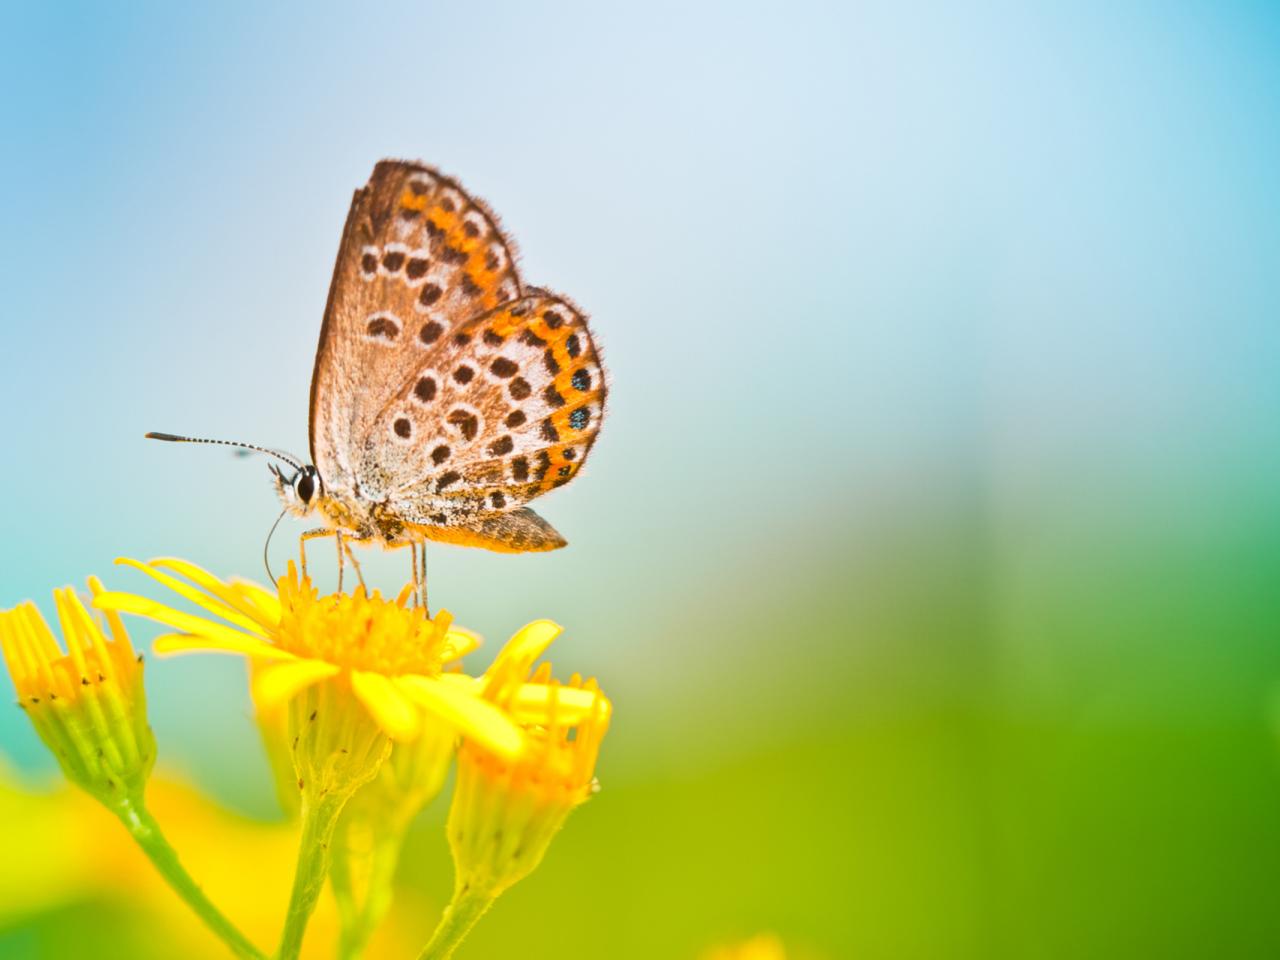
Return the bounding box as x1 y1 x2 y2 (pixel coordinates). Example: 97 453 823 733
3 2 1280 957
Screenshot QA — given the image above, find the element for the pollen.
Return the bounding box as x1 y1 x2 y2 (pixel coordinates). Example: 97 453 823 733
273 565 453 676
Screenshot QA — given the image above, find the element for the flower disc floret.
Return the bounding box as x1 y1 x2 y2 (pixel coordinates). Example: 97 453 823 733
274 571 451 676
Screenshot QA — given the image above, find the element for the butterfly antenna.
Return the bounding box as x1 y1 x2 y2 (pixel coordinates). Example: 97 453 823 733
146 432 304 471
263 507 288 584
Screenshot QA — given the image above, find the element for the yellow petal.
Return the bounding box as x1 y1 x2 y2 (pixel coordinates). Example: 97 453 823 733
144 557 276 628
28 604 62 662
52 589 91 679
351 670 421 741
511 682 602 724
252 658 340 709
442 627 482 661
66 589 119 685
88 575 135 656
94 590 280 658
397 675 524 760
152 632 295 661
436 673 482 692
113 558 267 637
484 620 563 691
4 605 55 691
0 612 33 689
228 577 282 618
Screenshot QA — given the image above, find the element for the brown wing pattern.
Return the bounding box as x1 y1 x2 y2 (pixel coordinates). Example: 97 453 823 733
309 161 521 490
377 292 607 526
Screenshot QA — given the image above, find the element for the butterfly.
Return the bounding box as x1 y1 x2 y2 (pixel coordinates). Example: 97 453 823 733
151 161 606 604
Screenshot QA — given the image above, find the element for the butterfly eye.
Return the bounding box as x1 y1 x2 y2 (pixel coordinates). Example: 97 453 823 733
295 471 316 504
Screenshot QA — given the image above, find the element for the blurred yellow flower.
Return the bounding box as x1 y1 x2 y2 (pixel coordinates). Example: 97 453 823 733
0 765 431 960
94 557 520 758
700 934 789 960
0 578 155 806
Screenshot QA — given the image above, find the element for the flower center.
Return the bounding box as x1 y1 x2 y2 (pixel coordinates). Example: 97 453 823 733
275 571 451 676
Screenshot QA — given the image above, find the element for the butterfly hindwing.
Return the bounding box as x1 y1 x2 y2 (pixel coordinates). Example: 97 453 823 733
309 161 521 491
375 292 606 533
408 506 569 553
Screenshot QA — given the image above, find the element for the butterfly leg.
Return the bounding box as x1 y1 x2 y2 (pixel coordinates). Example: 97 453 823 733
341 536 367 593
299 528 335 581
407 541 428 614
409 542 420 608
418 540 428 616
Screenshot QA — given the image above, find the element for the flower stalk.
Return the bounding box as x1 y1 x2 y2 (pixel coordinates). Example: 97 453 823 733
330 721 457 958
330 815 402 960
277 790 349 960
115 796 267 960
416 886 496 960
276 677 391 960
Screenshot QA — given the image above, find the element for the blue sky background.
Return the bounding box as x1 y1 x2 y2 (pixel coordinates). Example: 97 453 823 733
2 3 1280 957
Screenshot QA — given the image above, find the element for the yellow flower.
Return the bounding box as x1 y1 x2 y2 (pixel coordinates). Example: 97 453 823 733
446 619 612 898
0 579 156 807
93 557 521 759
95 556 545 960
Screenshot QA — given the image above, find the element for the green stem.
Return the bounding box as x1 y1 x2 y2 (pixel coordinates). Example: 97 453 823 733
114 797 266 960
333 830 403 960
416 886 497 960
277 792 347 960
331 870 362 960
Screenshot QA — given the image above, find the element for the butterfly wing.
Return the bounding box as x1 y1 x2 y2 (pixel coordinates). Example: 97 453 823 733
411 506 571 553
310 160 521 491
309 162 605 551
375 291 606 549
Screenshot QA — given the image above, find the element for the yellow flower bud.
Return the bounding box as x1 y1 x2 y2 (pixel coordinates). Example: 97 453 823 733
0 579 155 808
446 621 611 898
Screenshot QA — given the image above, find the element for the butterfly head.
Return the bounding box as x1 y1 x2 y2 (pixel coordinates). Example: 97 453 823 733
270 462 324 518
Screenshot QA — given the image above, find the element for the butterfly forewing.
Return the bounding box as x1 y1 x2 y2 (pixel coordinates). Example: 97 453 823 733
310 161 521 493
